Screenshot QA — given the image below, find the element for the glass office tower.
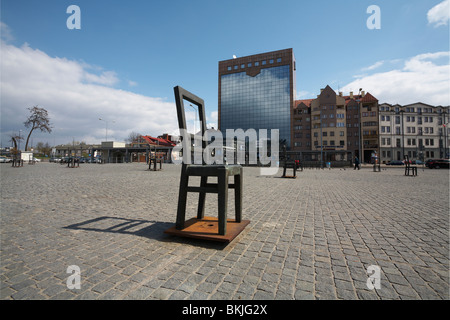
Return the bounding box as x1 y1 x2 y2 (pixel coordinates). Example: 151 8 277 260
218 49 296 149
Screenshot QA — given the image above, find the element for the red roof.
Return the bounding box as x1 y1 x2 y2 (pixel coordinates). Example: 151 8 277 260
141 135 176 147
295 90 378 109
295 99 314 108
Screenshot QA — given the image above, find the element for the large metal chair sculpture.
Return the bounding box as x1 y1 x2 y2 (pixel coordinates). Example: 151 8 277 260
164 86 249 242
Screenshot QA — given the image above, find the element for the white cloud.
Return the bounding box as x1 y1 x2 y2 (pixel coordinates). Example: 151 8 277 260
0 41 179 145
362 61 384 71
342 51 450 105
427 0 450 27
0 22 14 42
297 90 314 99
83 70 119 86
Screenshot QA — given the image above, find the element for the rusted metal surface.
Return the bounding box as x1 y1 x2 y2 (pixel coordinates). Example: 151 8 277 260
164 216 250 243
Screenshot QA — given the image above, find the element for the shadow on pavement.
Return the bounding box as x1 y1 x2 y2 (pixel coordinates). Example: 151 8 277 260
63 216 228 249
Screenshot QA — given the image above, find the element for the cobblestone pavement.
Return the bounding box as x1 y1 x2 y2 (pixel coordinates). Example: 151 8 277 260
1 162 448 300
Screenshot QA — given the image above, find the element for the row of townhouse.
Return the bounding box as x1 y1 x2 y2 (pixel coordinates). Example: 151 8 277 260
379 103 450 163
293 85 449 164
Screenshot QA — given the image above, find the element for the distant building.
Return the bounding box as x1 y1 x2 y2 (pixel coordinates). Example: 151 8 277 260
218 49 296 148
379 103 450 163
294 86 379 163
216 48 449 165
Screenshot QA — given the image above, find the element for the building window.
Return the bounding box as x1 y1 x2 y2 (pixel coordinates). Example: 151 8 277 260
227 66 232 71
255 62 259 66
269 59 274 64
277 58 282 63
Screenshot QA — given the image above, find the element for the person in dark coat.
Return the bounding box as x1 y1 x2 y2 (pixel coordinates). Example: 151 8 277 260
354 156 360 170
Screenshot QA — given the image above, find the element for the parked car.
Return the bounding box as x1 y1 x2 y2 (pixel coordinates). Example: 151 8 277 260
0 156 13 163
59 157 70 163
386 160 404 165
425 159 436 168
427 159 450 169
412 160 424 165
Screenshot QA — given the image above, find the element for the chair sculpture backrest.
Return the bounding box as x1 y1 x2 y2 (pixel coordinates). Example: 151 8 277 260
174 86 208 166
404 155 410 168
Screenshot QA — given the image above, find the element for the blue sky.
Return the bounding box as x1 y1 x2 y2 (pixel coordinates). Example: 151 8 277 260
1 0 449 146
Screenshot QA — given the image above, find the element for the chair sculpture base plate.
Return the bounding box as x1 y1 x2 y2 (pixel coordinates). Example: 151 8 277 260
164 216 250 243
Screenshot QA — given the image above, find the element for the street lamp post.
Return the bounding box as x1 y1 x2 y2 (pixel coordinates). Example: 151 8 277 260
400 109 405 159
357 88 363 164
99 118 115 142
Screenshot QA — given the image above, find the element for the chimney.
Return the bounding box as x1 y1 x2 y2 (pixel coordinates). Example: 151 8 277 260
339 92 343 97
361 91 365 97
350 91 353 99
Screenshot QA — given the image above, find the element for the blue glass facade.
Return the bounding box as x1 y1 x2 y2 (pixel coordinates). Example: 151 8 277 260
220 65 292 146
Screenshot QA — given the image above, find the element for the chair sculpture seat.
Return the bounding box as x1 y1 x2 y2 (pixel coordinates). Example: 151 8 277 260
164 86 249 242
282 160 297 178
404 155 417 176
281 146 297 178
177 164 243 236
148 157 162 171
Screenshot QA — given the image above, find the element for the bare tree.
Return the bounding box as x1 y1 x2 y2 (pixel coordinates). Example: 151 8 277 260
127 131 142 143
23 106 52 151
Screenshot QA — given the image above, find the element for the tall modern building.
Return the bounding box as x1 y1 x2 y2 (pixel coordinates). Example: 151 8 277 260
218 49 296 149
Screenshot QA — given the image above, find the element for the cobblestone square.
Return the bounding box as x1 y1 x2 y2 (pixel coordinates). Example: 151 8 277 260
1 163 448 300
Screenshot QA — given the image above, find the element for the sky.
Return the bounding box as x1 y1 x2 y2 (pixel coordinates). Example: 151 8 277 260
1 0 449 148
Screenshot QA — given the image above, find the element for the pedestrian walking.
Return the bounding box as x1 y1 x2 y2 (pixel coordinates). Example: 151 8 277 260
354 156 360 170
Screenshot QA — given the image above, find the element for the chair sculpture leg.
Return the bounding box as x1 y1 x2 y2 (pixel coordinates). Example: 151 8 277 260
176 167 189 230
234 169 242 223
218 169 228 235
197 176 207 219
